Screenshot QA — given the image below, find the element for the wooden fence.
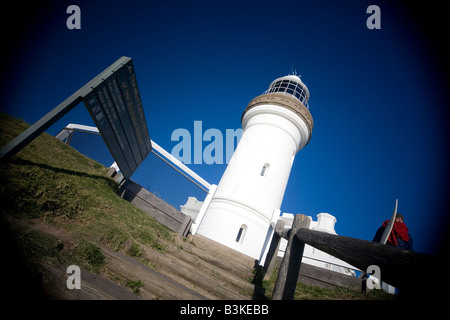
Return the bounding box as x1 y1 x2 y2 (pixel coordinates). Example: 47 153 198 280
263 214 437 299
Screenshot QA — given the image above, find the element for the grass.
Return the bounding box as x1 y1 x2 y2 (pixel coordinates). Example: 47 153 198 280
0 112 173 282
126 280 145 295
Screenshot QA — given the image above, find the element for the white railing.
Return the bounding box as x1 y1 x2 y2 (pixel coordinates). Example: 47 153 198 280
55 123 212 193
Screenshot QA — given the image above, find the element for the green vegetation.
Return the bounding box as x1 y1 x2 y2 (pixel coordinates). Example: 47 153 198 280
71 239 105 273
126 242 143 257
293 281 395 300
126 279 145 295
0 112 172 278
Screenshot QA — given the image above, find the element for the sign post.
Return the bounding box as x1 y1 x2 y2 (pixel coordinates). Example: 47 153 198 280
0 56 151 179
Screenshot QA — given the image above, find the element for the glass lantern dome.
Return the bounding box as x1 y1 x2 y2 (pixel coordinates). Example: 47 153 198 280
263 75 310 109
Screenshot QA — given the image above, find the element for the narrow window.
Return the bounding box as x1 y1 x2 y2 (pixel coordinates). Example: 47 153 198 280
260 162 270 176
235 228 243 242
235 224 247 243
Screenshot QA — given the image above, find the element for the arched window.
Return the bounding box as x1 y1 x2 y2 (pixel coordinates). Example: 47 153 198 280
235 224 248 243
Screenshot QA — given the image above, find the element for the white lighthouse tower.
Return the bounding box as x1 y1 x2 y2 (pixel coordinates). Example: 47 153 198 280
197 74 314 260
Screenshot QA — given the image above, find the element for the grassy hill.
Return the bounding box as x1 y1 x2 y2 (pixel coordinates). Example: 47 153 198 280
0 112 173 299
0 112 171 246
0 112 392 300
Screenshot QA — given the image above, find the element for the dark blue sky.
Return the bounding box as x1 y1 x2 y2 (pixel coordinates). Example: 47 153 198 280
2 0 449 256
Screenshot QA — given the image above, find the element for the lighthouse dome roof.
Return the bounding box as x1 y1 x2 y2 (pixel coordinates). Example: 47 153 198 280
265 75 310 108
270 74 304 84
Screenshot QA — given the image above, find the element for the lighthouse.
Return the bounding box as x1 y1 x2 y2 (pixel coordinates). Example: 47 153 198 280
197 74 314 260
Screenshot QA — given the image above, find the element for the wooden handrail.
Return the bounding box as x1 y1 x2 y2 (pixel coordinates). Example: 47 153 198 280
295 228 434 291
266 214 438 299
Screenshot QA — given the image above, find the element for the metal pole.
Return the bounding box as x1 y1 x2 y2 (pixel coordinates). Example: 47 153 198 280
0 93 85 159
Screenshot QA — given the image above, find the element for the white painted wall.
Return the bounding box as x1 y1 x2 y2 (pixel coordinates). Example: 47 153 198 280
197 103 311 259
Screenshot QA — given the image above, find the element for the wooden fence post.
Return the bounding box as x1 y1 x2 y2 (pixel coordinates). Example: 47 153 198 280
263 220 285 281
272 214 311 300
